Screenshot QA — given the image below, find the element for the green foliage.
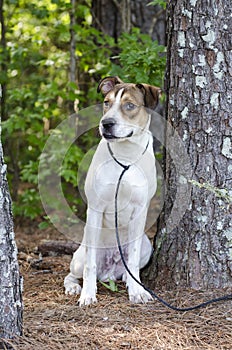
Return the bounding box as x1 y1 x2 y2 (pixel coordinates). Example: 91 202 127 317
61 144 84 186
110 28 166 87
38 219 51 230
1 0 166 223
148 0 167 9
100 279 119 293
13 188 43 219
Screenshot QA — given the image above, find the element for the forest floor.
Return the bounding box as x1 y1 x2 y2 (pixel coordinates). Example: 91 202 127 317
4 219 232 350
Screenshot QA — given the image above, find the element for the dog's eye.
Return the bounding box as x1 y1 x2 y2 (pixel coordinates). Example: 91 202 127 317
124 102 136 111
104 101 110 109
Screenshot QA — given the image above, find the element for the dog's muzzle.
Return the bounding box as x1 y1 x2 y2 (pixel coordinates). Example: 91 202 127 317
100 118 133 140
101 118 116 139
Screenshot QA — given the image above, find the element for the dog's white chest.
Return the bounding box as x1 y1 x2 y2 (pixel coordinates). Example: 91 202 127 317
97 159 148 199
84 137 156 237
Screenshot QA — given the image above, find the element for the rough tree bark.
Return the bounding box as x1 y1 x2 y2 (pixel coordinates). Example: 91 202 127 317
91 0 166 44
0 117 23 342
146 0 232 289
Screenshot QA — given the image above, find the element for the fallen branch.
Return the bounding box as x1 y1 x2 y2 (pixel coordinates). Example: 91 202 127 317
37 240 79 256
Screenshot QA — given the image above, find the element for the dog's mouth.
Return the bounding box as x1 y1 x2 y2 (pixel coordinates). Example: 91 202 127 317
102 131 133 140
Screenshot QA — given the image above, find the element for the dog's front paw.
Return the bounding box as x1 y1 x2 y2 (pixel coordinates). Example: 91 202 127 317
64 274 82 295
128 286 153 304
78 291 97 306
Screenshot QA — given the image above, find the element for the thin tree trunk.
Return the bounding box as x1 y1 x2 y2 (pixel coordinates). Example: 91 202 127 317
0 142 23 342
0 4 23 334
0 0 20 201
146 0 232 289
0 0 7 121
69 0 78 114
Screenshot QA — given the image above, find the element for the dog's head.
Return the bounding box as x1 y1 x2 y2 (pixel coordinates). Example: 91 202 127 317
97 76 161 141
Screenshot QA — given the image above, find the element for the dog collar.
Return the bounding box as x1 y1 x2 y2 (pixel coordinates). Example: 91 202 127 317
107 140 149 171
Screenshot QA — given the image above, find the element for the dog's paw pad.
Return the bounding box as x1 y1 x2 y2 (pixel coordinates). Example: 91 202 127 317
129 291 153 304
64 274 82 295
78 295 97 307
65 283 82 295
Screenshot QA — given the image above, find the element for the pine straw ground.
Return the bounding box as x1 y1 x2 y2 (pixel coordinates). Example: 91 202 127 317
3 225 232 350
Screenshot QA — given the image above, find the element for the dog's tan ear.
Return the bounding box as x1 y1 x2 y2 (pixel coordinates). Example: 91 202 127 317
97 76 124 95
136 83 162 110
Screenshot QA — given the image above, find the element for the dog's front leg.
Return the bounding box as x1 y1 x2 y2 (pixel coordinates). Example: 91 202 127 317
78 207 102 306
126 208 153 304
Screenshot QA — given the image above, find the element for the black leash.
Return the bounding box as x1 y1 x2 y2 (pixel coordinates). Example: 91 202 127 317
108 142 232 312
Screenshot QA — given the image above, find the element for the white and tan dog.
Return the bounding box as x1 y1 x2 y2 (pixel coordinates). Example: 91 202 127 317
64 76 161 306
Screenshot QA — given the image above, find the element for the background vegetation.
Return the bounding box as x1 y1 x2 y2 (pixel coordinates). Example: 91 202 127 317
0 0 166 222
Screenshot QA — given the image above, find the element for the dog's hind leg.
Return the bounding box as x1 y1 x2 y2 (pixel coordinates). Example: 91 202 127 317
64 245 85 295
121 234 152 283
139 233 153 269
64 273 82 295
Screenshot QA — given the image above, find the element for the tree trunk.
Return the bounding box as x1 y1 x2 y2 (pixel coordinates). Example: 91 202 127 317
146 0 232 289
0 0 7 122
69 0 78 114
0 138 23 340
0 0 20 201
131 0 166 44
91 0 166 44
91 0 131 39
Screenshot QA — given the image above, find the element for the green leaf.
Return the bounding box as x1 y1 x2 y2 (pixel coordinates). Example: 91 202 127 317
147 0 167 9
38 221 50 230
100 279 119 292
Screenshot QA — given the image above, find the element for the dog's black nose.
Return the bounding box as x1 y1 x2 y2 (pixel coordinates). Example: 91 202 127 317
102 118 116 130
